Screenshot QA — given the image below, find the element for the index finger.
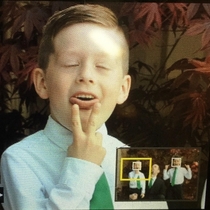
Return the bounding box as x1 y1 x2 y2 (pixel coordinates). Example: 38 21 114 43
71 104 83 138
86 102 101 135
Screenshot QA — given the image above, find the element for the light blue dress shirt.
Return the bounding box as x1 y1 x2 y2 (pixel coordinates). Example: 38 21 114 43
163 166 192 185
128 171 146 194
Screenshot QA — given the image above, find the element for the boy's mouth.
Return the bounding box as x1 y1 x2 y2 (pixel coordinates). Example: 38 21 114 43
75 94 94 101
70 93 99 109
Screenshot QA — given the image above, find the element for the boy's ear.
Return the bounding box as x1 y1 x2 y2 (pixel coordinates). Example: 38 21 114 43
117 75 131 104
33 68 49 99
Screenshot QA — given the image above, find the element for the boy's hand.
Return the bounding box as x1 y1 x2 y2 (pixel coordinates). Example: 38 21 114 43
165 165 169 170
67 103 106 166
185 164 190 169
140 193 145 198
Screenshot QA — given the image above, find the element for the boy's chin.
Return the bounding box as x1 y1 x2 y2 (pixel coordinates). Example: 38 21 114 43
79 111 100 129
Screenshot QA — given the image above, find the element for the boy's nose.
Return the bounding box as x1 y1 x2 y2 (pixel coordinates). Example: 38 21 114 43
77 76 94 83
76 64 95 84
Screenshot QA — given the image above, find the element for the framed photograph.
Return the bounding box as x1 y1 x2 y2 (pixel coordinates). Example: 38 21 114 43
115 147 203 207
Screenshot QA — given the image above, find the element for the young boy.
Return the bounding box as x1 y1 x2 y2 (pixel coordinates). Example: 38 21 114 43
1 4 168 210
163 157 192 199
128 161 146 200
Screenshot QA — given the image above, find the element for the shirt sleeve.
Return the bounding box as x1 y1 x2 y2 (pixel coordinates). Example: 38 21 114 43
163 169 170 180
1 151 103 210
140 173 146 194
183 167 192 180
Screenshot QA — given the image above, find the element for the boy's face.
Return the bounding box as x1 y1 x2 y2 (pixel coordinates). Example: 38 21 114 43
35 23 131 131
173 158 181 166
133 162 141 170
152 164 160 175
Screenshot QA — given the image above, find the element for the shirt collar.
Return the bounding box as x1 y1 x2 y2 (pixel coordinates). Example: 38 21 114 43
43 115 108 151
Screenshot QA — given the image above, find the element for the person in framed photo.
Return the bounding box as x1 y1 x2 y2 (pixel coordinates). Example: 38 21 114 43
128 161 146 200
163 156 192 200
145 164 166 200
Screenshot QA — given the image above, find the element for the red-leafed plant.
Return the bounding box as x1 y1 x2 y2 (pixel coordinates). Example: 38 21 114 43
107 2 210 152
0 1 78 155
0 1 210 157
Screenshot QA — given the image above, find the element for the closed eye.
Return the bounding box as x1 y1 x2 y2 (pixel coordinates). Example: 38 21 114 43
96 65 109 70
64 64 79 67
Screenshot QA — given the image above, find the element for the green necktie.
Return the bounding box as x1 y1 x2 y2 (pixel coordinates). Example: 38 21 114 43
148 178 153 188
137 175 141 189
171 167 177 186
90 172 114 210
